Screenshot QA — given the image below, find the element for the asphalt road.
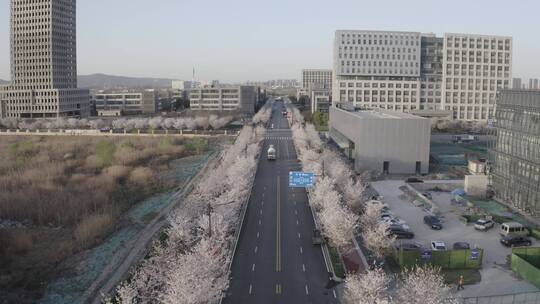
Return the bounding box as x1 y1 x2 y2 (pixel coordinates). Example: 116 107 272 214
223 101 338 304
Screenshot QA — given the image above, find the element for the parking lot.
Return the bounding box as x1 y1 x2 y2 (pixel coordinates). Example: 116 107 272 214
372 180 540 298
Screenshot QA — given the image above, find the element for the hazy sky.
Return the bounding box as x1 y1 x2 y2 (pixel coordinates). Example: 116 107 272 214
0 0 539 82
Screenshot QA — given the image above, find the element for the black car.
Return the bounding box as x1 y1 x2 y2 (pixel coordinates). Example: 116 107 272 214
406 177 424 183
452 242 471 250
500 236 532 247
424 215 443 230
388 225 414 239
395 242 423 251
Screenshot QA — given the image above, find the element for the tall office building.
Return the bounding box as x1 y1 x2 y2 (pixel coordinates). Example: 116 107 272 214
301 69 333 90
513 78 523 89
332 30 512 121
529 78 539 90
489 90 540 218
0 0 89 118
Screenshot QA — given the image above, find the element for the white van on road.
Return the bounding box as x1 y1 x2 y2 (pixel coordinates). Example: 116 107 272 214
500 222 528 237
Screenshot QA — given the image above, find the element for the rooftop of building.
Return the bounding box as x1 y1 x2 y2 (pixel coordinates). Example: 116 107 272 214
333 105 428 121
498 89 540 108
335 29 420 35
302 69 332 72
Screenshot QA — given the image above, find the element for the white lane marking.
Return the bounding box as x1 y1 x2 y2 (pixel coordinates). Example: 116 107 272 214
259 219 262 226
260 209 263 215
333 290 337 298
262 193 265 198
257 232 260 239
262 201 264 206
254 246 258 253
293 201 296 206
292 193 295 198
296 220 299 226
298 232 301 239
302 264 306 272
249 284 253 295
295 210 298 215
252 264 256 272
300 246 303 254
305 285 309 295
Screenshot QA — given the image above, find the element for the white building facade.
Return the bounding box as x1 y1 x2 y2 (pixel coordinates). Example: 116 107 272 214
93 90 157 116
332 30 512 121
0 0 90 118
189 86 256 115
330 106 431 174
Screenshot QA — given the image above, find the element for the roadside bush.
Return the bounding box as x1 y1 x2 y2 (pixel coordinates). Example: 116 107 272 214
95 140 116 167
74 212 114 247
128 167 155 187
0 230 33 256
184 138 208 154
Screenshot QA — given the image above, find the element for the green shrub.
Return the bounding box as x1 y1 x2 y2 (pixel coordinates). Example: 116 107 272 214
184 138 208 154
158 137 174 150
529 228 540 240
95 140 116 167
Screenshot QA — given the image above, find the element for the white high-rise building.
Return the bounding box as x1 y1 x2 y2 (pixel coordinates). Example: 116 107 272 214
442 33 512 120
332 30 423 113
332 30 513 121
301 69 333 90
0 0 90 118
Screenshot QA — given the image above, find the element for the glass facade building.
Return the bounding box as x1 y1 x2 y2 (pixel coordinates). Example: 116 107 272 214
489 90 540 217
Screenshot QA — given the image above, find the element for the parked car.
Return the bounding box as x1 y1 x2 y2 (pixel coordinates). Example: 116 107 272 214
388 225 415 239
406 177 424 183
395 242 424 251
474 219 495 231
424 215 443 230
431 241 447 251
381 217 407 226
452 242 471 250
500 235 532 247
380 212 394 222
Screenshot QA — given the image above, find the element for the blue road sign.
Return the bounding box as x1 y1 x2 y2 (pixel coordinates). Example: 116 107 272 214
289 172 315 188
421 250 432 261
470 249 480 260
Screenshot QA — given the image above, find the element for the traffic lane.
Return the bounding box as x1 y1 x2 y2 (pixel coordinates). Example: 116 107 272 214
283 140 337 303
224 139 279 303
277 134 337 303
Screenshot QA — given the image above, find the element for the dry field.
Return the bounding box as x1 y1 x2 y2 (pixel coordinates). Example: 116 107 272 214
0 135 208 302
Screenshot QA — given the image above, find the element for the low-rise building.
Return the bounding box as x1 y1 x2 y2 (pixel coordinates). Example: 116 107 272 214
330 106 431 174
311 89 331 113
189 86 256 115
93 90 158 116
489 90 540 218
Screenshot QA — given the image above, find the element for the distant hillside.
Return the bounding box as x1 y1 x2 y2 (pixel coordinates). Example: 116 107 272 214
78 74 174 89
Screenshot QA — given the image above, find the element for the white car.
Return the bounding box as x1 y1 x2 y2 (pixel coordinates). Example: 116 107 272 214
474 219 495 231
431 241 447 251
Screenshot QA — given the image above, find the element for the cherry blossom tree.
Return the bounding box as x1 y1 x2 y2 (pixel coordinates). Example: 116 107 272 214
362 221 396 259
343 267 392 304
395 266 459 304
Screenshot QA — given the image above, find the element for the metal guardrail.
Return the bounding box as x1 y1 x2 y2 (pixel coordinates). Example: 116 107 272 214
461 291 540 304
306 189 342 283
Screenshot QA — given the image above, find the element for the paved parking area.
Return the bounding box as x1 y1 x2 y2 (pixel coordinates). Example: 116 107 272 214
372 180 540 298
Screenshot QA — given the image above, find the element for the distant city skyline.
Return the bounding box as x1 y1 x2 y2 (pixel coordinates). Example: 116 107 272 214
1 0 540 82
